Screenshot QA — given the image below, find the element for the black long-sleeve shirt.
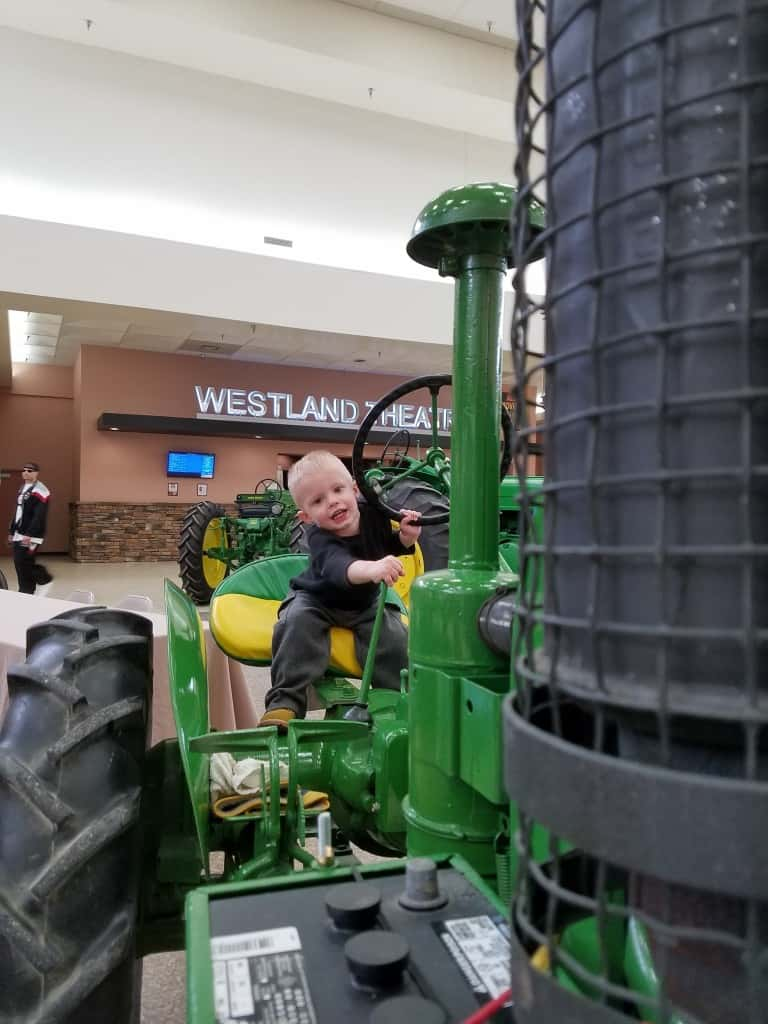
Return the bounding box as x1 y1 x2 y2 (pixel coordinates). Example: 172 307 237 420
291 502 410 611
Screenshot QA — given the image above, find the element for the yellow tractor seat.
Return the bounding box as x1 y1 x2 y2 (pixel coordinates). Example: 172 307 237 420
209 545 423 673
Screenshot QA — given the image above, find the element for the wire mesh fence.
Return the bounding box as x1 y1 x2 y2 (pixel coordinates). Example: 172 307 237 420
506 1 768 1021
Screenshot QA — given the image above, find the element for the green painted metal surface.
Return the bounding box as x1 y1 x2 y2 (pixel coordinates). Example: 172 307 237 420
451 254 506 569
407 182 545 270
213 552 308 599
164 578 211 877
623 918 687 1024
404 182 538 878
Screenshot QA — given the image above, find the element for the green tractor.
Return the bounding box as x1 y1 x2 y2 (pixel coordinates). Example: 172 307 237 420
178 479 297 604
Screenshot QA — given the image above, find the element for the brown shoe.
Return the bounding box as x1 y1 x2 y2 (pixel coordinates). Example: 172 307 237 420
258 708 296 731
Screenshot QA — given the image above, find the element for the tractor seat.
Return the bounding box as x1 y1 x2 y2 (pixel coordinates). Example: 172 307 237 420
209 547 422 676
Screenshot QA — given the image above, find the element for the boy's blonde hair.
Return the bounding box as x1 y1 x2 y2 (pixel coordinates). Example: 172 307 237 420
287 451 352 502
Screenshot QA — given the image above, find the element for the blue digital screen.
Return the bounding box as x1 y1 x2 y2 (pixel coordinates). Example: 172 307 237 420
166 451 215 478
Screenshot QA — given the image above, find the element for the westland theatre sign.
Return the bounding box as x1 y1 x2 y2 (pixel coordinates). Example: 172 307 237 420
194 386 452 434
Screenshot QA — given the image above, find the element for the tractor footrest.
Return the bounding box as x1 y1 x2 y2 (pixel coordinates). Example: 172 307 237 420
314 678 360 706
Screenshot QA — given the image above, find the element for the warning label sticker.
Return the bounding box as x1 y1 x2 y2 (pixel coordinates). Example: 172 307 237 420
211 926 317 1023
433 915 512 1005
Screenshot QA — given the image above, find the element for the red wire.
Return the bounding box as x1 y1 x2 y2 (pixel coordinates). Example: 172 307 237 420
460 988 513 1024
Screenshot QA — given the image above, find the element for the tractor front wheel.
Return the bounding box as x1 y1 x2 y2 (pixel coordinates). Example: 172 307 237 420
0 607 152 1024
178 500 229 604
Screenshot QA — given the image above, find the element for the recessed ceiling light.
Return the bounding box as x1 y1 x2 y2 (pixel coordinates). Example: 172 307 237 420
109 426 120 431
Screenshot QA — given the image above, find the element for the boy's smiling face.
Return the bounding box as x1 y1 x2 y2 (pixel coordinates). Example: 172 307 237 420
294 466 361 537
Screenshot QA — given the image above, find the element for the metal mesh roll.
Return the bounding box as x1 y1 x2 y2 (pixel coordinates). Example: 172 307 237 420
507 2 768 1021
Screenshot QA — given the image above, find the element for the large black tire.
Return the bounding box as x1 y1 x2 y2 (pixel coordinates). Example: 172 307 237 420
387 480 450 571
178 500 228 605
288 515 310 555
0 607 152 1024
0 566 7 589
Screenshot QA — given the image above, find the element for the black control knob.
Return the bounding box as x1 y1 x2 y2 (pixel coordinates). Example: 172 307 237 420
369 995 447 1024
325 882 382 931
344 930 410 989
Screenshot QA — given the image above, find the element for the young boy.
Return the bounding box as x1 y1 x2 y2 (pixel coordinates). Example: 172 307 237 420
260 451 422 728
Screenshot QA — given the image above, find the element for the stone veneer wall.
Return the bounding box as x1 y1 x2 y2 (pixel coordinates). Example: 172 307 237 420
69 502 236 561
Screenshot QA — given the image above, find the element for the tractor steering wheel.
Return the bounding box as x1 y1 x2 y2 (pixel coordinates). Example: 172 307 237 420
254 478 282 495
380 428 411 466
351 373 513 526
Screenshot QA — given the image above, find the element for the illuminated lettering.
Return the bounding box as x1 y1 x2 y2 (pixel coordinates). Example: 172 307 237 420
398 404 416 428
320 397 341 422
193 386 451 432
340 400 359 424
267 392 287 416
413 405 430 429
300 395 321 421
247 390 266 416
379 405 397 427
194 386 227 414
226 389 247 416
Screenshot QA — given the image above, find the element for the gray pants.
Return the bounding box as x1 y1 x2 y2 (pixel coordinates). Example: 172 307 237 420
265 589 408 716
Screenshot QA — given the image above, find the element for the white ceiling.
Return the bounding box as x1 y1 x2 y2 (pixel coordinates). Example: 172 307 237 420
8 301 498 376
338 0 516 45
0 0 523 380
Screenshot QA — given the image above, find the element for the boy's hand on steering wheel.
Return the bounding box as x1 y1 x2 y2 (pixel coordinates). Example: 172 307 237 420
398 509 422 546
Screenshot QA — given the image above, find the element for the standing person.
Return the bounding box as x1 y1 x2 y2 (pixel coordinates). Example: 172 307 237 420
260 450 421 728
7 462 53 595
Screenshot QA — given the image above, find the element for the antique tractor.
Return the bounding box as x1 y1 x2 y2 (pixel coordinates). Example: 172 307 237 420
178 479 297 604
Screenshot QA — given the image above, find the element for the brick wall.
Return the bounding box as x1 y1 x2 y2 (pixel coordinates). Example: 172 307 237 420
69 502 236 561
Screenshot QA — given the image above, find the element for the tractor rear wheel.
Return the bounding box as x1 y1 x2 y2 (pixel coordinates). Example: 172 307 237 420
288 515 310 555
387 480 450 571
0 607 152 1024
179 500 229 605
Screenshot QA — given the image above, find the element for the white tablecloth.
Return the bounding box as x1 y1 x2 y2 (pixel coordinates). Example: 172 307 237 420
0 590 261 743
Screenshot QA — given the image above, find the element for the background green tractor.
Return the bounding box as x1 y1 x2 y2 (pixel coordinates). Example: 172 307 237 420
178 478 297 604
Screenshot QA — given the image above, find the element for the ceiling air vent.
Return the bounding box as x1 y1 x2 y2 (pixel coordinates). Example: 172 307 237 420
263 235 293 248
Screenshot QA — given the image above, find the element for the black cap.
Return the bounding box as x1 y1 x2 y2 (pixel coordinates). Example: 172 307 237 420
23 462 40 472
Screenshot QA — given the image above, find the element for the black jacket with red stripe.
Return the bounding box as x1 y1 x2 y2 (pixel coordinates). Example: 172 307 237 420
10 481 50 541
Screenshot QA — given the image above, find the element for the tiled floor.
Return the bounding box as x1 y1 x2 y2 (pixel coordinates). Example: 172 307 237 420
0 553 183 610
1 555 381 1024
